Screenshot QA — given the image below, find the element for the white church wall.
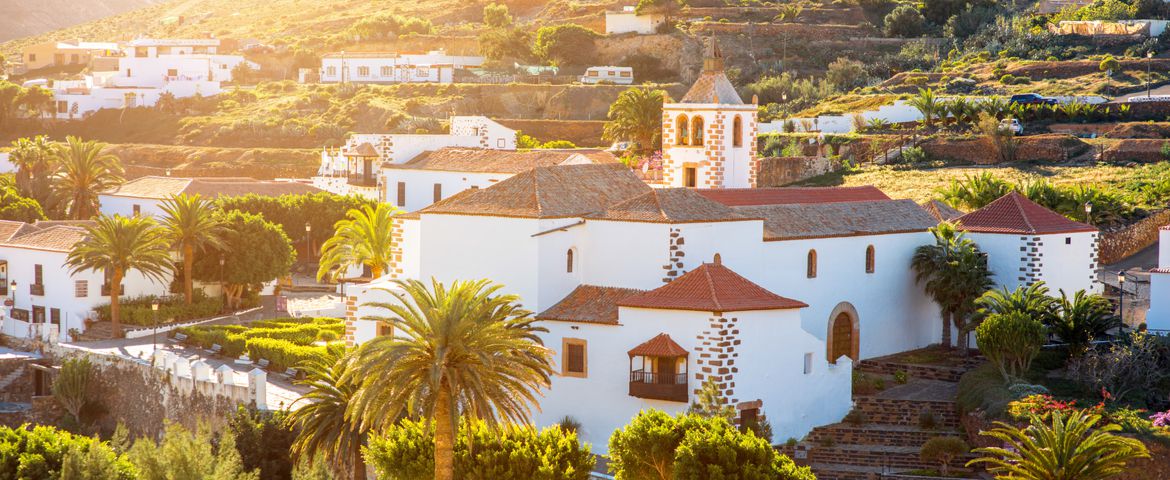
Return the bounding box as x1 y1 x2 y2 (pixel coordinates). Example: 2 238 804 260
418 214 544 310
760 232 941 360
966 233 1026 291
675 220 764 275
579 220 671 289
382 169 506 212
1035 232 1100 295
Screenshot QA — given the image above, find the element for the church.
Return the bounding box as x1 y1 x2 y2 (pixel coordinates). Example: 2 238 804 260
340 40 1101 451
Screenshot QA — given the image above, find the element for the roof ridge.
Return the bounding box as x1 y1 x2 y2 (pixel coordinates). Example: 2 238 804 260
702 264 722 311
1009 192 1037 233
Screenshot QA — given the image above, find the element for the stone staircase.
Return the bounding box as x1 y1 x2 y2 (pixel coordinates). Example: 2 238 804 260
783 354 982 480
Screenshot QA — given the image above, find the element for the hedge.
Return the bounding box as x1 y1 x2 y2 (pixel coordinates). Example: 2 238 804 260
175 317 344 367
245 338 345 372
95 292 223 326
0 425 135 479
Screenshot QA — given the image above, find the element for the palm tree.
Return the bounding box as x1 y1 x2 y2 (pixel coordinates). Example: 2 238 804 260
968 410 1149 480
1049 289 1121 356
346 279 555 480
977 282 1056 324
317 203 399 282
9 135 57 213
52 136 124 220
160 194 225 305
286 353 368 480
936 172 1013 210
911 221 995 351
909 88 943 127
602 87 666 154
66 215 172 338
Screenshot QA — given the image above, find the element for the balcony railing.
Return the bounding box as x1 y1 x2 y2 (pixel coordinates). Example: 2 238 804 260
30 284 45 296
347 175 378 187
628 370 688 402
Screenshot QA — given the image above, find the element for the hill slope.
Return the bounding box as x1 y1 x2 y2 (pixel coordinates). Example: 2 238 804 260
0 0 166 42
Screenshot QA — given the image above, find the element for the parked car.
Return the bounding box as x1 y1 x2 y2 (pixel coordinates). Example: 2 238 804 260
1009 93 1058 105
1000 118 1023 135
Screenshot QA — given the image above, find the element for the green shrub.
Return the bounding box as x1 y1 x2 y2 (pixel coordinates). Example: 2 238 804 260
245 338 344 372
956 363 1016 416
976 311 1046 382
0 425 135 479
178 317 344 365
367 418 594 480
919 436 969 476
95 292 223 326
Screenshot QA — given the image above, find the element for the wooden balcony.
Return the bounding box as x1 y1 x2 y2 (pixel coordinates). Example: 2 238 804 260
628 370 688 402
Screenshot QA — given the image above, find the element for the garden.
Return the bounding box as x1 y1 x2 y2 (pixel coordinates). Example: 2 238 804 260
174 317 345 373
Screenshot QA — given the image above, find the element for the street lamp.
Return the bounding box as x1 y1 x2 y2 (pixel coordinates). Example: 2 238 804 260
219 256 227 313
305 222 312 261
1117 271 1126 327
1148 50 1156 98
1084 201 1093 225
151 301 160 355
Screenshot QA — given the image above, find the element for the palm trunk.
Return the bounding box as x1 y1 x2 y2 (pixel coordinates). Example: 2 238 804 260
352 440 367 480
183 242 195 305
434 383 455 480
371 265 383 279
110 268 124 338
940 309 952 349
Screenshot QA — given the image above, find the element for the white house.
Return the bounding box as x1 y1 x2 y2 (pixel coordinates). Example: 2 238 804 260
1145 227 1170 330
580 66 634 85
318 50 483 84
0 221 170 342
955 192 1101 295
381 148 617 212
312 116 517 199
99 176 322 218
605 6 667 34
46 38 254 120
339 39 1099 452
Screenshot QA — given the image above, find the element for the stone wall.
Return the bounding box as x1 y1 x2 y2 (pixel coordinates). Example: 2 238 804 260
921 134 1089 164
1100 209 1170 265
756 156 840 187
495 119 608 147
1104 139 1170 162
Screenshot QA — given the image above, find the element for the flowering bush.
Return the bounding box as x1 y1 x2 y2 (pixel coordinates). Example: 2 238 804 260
1007 394 1099 421
1151 410 1170 428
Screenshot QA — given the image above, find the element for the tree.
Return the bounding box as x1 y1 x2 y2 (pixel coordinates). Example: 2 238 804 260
18 85 53 121
976 312 1047 382
9 135 57 214
478 28 535 64
908 88 943 127
60 440 129 480
936 172 1013 210
0 425 135 480
608 410 813 480
825 57 870 91
129 423 260 480
366 419 594 480
347 279 555 480
975 112 1018 163
285 353 368 480
636 0 683 16
160 194 225 305
317 203 398 282
911 221 994 351
483 3 512 28
0 81 23 129
1099 55 1120 73
229 406 295 480
534 24 600 69
52 357 93 424
192 210 295 310
920 437 969 477
602 87 665 154
67 215 172 338
0 185 46 222
968 411 1149 480
1068 331 1166 404
976 282 1056 323
884 5 926 37
688 378 735 421
1049 290 1121 356
52 136 125 220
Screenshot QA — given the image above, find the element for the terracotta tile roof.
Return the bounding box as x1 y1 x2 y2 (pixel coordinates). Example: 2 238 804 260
1151 267 1170 274
735 199 937 241
104 176 321 200
536 285 646 325
1 225 89 252
921 200 965 222
387 148 617 174
588 188 751 223
421 163 651 218
0 221 36 243
628 333 689 357
956 192 1097 235
619 260 807 312
696 186 890 207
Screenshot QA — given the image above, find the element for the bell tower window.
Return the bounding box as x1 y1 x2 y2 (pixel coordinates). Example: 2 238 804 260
733 115 743 147
691 116 704 146
676 114 689 146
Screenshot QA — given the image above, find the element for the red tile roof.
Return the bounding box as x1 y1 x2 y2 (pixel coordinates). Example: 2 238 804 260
388 148 617 174
735 199 937 240
921 200 965 223
619 260 807 313
1151 267 1170 274
588 188 751 224
628 333 689 357
422 163 650 218
536 285 646 325
696 186 890 207
956 192 1097 235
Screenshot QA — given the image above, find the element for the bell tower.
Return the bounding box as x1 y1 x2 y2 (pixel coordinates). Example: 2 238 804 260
661 36 758 189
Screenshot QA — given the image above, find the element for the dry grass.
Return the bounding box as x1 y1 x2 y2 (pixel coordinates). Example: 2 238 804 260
794 94 904 117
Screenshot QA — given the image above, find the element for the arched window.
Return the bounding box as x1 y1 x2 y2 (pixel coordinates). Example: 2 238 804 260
676 114 689 146
732 115 743 147
807 249 817 278
691 116 704 146
865 245 876 274
566 248 575 273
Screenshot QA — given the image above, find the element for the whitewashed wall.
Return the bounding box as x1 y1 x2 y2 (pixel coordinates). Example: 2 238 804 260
968 231 1100 297
605 12 665 34
98 195 166 218
381 170 506 212
1145 229 1170 329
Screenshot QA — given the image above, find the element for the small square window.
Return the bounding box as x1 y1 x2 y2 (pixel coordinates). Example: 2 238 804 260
1065 237 1072 244
803 352 813 374
75 280 88 298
